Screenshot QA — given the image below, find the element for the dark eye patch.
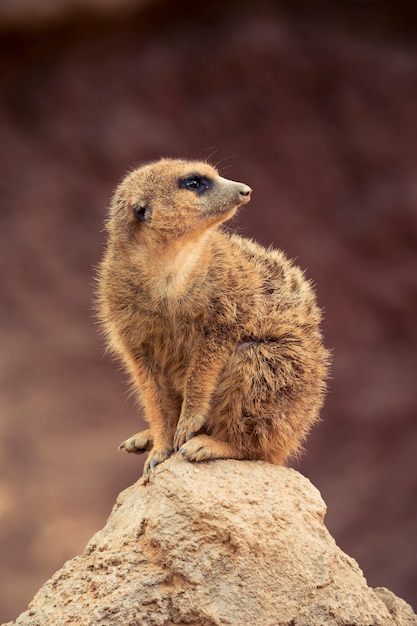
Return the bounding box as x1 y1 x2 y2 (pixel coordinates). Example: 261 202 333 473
179 174 213 195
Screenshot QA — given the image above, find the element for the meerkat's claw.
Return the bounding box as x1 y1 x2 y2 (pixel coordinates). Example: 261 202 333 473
173 428 186 451
173 419 200 451
118 430 154 455
178 435 240 463
119 438 140 453
178 440 214 462
143 447 173 476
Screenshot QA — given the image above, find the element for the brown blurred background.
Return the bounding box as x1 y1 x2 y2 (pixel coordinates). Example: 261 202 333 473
0 0 416 621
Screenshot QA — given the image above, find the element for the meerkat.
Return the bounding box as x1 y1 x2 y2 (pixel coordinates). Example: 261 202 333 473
97 158 330 477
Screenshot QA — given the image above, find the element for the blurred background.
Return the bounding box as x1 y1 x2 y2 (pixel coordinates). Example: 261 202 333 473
0 0 416 621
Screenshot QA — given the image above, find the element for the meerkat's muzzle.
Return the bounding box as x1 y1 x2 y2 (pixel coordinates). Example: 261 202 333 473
218 176 252 206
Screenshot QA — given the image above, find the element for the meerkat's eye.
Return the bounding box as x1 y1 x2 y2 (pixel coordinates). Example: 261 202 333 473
179 175 212 195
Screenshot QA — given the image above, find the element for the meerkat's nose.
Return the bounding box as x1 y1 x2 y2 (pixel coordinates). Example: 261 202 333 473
238 184 252 201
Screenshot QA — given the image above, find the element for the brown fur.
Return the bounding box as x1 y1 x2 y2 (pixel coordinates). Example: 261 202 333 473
96 158 330 476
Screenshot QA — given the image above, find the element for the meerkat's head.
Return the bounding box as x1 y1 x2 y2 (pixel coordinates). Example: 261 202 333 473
107 158 252 244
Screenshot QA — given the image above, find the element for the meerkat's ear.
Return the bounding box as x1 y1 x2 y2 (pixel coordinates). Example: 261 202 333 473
132 200 153 224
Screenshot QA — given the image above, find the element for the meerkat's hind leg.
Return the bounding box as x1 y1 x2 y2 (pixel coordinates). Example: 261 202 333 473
178 434 245 463
119 429 153 454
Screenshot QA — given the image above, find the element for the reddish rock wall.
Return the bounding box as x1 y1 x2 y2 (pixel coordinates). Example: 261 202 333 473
0 1 416 621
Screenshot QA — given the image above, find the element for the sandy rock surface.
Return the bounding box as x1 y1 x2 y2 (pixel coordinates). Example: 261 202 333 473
4 458 416 626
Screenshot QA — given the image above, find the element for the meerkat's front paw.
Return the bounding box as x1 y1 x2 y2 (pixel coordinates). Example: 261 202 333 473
119 429 153 454
173 416 201 450
143 447 173 477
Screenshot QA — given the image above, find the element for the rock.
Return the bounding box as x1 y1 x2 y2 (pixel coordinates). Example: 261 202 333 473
4 458 415 626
